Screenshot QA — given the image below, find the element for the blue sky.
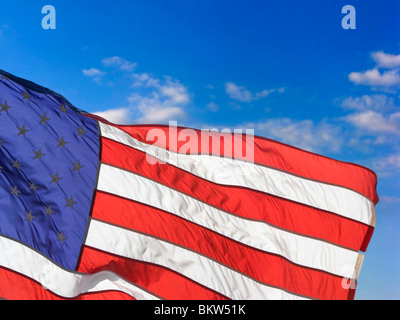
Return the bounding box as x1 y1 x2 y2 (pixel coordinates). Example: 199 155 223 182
0 0 399 299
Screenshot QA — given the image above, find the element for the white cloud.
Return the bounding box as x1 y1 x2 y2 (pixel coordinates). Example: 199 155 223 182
102 56 137 71
372 51 400 69
93 76 189 124
206 102 219 112
348 68 400 87
159 76 190 104
131 72 162 89
348 51 400 90
82 68 106 77
127 75 190 124
139 106 185 123
88 56 191 124
93 107 131 124
344 110 400 135
341 94 396 112
82 68 107 84
126 72 190 123
131 73 191 106
255 89 276 99
248 118 342 153
380 195 400 204
128 93 186 123
371 154 400 176
339 92 400 150
225 82 282 102
131 73 151 87
225 82 254 102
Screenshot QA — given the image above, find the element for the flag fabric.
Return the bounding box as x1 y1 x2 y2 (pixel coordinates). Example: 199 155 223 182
0 70 378 300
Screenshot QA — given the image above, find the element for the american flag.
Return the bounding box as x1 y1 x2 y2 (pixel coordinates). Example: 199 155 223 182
0 70 378 300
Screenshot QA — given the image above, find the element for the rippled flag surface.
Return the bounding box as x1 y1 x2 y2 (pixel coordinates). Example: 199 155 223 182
0 70 378 300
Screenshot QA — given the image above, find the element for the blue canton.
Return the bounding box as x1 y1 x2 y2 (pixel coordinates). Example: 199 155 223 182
0 71 99 270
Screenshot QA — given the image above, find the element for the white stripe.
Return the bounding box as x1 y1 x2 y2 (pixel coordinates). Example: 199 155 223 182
99 122 375 226
97 163 364 279
0 235 159 300
86 218 309 300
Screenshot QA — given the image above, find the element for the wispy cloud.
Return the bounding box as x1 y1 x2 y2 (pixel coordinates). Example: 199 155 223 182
225 82 284 103
101 56 137 72
131 72 154 87
128 75 189 123
83 57 191 124
82 67 106 84
247 118 343 153
380 195 400 205
339 52 400 179
349 51 400 89
371 153 400 177
338 91 400 154
131 101 185 123
82 67 106 77
371 51 400 69
343 51 400 155
344 110 400 135
225 82 253 102
341 94 397 112
158 76 190 105
131 72 191 106
93 107 131 124
349 68 400 87
206 102 219 112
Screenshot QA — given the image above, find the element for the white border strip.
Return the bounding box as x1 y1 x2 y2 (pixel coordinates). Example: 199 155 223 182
0 235 160 300
86 218 309 300
99 122 375 226
97 163 363 279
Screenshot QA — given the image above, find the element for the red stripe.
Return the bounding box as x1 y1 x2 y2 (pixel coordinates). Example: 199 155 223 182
0 266 134 300
78 245 228 300
90 191 355 300
100 137 373 252
99 122 378 205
